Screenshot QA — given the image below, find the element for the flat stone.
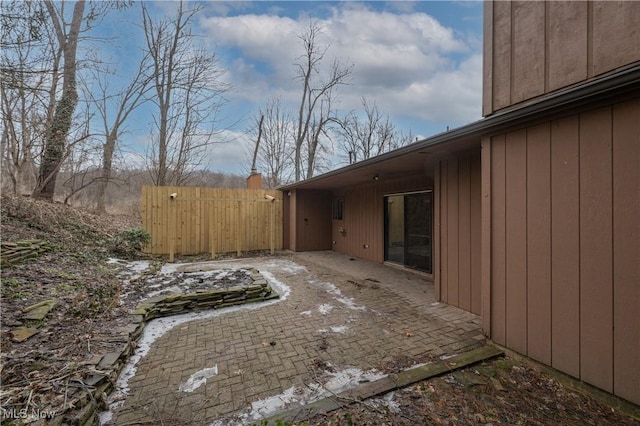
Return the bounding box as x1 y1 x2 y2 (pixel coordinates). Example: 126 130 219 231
11 326 39 342
222 294 246 302
162 300 191 307
84 374 108 387
160 292 186 302
131 305 151 315
118 324 139 337
144 294 169 304
23 299 57 320
97 352 121 370
245 284 265 292
87 354 103 365
183 291 225 300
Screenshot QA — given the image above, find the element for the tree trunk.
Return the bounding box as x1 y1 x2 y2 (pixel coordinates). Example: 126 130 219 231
33 0 85 200
96 131 116 213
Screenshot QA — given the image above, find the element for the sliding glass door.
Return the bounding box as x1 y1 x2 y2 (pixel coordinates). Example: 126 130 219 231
384 191 432 273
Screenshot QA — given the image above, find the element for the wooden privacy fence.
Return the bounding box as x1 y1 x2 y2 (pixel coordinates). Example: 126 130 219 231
141 186 283 261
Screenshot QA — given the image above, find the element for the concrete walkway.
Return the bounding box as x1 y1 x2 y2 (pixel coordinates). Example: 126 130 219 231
107 251 484 425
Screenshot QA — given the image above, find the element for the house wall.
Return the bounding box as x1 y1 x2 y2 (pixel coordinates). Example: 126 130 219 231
286 189 333 252
333 174 432 263
282 190 291 249
483 0 640 115
433 151 482 315
481 97 640 405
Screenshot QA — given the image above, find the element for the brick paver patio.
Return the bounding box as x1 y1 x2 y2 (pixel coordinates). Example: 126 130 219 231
107 251 484 425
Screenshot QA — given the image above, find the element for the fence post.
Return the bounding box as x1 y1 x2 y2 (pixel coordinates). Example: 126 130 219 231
169 192 177 263
209 206 216 260
270 201 275 255
236 200 242 257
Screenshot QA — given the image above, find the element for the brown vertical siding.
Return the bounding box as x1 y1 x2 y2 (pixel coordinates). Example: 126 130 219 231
579 107 614 392
525 123 552 365
434 163 442 301
481 137 492 335
333 174 432 264
547 1 588 92
482 1 494 116
470 154 482 316
439 166 449 302
282 191 290 249
549 115 581 378
491 1 512 111
612 99 640 403
447 160 460 306
288 190 297 251
484 0 640 115
512 1 545 103
458 155 472 312
295 190 332 251
435 151 482 315
484 98 640 405
592 1 640 76
505 130 528 354
491 136 507 344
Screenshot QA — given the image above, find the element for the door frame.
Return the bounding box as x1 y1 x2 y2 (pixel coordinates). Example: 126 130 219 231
383 190 433 273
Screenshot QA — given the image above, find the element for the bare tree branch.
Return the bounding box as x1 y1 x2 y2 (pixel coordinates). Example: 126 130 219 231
141 1 229 186
293 21 352 181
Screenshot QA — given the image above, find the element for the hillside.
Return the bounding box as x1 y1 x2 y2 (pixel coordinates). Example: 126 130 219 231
0 194 144 421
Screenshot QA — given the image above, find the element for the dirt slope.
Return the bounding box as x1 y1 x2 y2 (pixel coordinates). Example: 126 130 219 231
1 194 142 420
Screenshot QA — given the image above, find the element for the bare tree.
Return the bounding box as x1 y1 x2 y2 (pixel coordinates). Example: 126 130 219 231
31 0 86 200
0 55 42 194
293 22 351 181
142 1 228 186
250 98 295 188
87 57 152 212
336 98 416 164
1 1 60 195
2 1 134 200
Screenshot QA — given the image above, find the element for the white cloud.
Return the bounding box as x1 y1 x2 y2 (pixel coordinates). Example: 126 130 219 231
200 3 482 132
207 129 253 174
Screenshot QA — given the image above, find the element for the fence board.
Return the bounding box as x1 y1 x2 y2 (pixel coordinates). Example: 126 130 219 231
141 186 283 257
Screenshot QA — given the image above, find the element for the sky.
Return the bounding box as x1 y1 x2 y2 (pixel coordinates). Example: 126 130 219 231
94 1 484 175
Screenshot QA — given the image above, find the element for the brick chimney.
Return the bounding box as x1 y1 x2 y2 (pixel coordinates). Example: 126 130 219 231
246 172 262 189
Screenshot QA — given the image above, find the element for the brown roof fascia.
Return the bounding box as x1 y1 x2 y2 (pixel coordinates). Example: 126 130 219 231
280 62 640 191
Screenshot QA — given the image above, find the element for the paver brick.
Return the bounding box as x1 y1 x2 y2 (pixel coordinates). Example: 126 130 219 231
110 252 482 425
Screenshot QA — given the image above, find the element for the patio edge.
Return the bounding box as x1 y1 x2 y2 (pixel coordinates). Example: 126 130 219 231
262 344 504 425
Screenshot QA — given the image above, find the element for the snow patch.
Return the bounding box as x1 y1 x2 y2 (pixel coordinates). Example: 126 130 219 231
309 279 367 311
101 277 290 424
369 392 401 414
439 353 457 360
318 304 334 315
109 259 152 282
159 262 181 275
179 366 218 392
146 285 182 298
330 325 348 334
261 270 290 300
225 367 385 423
300 310 312 316
263 260 308 274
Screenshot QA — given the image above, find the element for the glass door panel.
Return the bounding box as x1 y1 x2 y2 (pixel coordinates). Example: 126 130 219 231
385 195 405 264
405 193 431 273
384 192 432 273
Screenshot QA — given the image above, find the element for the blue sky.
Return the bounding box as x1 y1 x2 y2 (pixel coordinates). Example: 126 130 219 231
93 1 484 175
